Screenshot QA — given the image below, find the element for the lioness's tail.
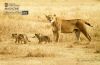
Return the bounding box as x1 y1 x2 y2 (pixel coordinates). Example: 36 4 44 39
85 22 93 27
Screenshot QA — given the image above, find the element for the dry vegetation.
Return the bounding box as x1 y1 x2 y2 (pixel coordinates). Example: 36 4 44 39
0 0 100 65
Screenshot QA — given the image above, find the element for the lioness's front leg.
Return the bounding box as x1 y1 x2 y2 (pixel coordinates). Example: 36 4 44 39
53 31 59 42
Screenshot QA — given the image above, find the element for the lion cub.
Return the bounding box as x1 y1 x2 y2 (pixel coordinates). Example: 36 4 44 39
33 33 51 44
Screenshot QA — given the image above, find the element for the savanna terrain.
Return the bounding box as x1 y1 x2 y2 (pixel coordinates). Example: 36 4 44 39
0 0 100 65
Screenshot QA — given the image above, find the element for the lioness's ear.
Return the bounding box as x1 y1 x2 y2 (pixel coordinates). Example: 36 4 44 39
53 14 56 16
44 14 48 18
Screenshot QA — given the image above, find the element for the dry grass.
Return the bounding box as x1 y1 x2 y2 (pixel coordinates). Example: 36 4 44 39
26 48 56 57
0 44 56 57
0 3 100 51
0 1 100 65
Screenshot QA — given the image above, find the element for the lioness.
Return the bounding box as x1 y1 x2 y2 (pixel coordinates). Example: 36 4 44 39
45 14 93 42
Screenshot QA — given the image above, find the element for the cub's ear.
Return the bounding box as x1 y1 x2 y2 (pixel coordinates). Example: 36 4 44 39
35 33 37 35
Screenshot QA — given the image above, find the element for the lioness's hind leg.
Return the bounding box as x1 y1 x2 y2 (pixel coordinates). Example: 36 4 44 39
75 29 80 41
81 28 91 41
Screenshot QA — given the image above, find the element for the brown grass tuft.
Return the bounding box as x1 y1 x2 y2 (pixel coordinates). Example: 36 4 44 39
0 47 12 54
26 48 56 57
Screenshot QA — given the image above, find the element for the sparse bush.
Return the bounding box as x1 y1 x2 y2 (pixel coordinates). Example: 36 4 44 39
0 45 56 57
92 25 100 41
26 48 55 57
96 0 100 1
0 46 13 54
